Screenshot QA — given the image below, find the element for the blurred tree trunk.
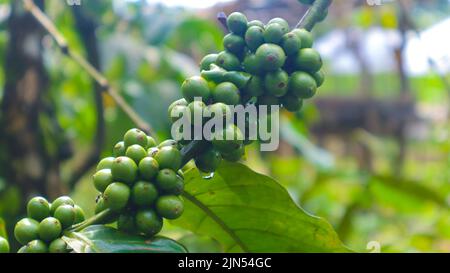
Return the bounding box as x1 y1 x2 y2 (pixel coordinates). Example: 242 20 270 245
0 0 64 200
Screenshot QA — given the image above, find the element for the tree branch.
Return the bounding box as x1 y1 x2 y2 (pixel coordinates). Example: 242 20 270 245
22 0 155 136
296 0 332 31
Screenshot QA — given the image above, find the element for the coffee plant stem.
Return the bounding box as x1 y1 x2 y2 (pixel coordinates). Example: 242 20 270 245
67 209 114 233
22 0 156 137
296 0 333 31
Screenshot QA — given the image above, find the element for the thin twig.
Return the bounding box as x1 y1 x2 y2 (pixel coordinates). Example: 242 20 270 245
296 0 332 31
22 0 155 136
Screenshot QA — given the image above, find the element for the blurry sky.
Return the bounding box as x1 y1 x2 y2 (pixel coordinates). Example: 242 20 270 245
126 0 234 9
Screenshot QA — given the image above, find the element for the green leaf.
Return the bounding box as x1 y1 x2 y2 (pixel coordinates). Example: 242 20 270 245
173 162 350 253
64 225 187 253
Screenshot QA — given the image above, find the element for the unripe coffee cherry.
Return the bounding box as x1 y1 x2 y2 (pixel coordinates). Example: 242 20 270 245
111 156 138 185
54 204 76 229
38 217 62 242
135 209 163 237
103 182 130 212
0 237 9 253
212 82 241 105
124 128 148 148
113 141 126 157
125 144 147 164
288 71 317 99
96 157 115 171
264 69 289 97
14 218 39 245
245 26 264 51
18 239 47 253
154 146 182 171
131 181 158 207
50 196 74 215
49 238 69 253
156 195 184 220
181 76 210 102
255 43 286 72
200 54 218 71
27 196 50 222
93 169 113 192
226 12 248 35
138 157 159 180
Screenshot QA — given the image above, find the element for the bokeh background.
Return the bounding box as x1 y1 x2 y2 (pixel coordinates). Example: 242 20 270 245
0 0 449 252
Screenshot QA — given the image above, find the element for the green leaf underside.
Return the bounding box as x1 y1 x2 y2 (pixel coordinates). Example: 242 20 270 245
64 225 187 253
174 162 350 253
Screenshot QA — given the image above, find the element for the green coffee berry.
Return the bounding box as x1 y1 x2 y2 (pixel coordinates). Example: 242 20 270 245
289 71 317 99
103 182 130 212
292 28 313 48
242 54 263 75
54 205 76 229
212 82 240 105
226 12 248 35
113 141 126 157
73 205 85 224
212 124 244 152
206 102 233 123
138 157 159 180
124 128 148 148
49 238 69 253
222 145 245 162
181 76 210 102
14 218 39 245
167 174 184 195
216 51 241 71
264 69 289 97
111 156 138 185
312 70 325 87
168 98 188 115
264 23 287 44
246 76 265 97
154 146 182 171
282 32 302 56
147 147 159 157
50 196 74 215
38 217 62 242
131 181 158 207
200 53 218 71
195 149 222 173
158 139 178 149
155 169 179 193
125 144 147 164
247 19 264 29
156 195 184 220
96 157 114 171
27 196 50 222
293 48 322 73
257 94 280 112
117 213 137 233
187 100 206 124
93 169 113 192
0 237 9 253
147 136 157 148
245 26 264 51
267 17 290 32
19 239 48 253
280 93 303 112
223 33 246 54
255 43 286 72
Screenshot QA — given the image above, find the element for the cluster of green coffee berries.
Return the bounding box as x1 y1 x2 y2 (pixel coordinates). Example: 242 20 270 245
13 196 85 253
167 12 325 173
93 128 184 237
